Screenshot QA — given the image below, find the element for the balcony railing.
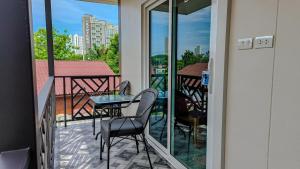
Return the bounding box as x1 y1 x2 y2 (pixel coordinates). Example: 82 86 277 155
54 74 207 126
177 74 208 112
54 75 121 126
37 77 56 169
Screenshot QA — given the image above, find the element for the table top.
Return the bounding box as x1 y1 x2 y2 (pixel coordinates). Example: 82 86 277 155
90 92 168 106
90 94 137 106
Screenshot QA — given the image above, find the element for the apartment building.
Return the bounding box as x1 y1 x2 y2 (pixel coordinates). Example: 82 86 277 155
82 14 118 53
69 34 84 55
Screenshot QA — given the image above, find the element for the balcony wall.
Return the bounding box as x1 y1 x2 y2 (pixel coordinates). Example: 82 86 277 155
227 0 300 169
0 0 39 168
120 0 147 95
120 0 300 169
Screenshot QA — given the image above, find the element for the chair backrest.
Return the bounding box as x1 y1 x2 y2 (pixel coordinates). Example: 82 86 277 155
118 80 130 96
175 91 190 117
135 88 158 128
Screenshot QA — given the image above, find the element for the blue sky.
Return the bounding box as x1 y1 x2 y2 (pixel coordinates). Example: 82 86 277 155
32 0 210 57
32 0 118 35
150 6 211 58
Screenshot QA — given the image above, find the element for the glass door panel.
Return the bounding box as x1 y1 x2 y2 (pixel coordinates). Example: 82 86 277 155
171 0 211 168
149 0 169 148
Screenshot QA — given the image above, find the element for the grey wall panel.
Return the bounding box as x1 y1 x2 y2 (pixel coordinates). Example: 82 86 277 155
0 0 38 168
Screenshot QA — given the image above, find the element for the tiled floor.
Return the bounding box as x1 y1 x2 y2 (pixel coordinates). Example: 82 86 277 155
54 120 173 169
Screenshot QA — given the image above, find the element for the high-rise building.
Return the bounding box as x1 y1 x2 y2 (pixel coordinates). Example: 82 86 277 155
164 37 168 55
70 34 84 55
82 14 118 53
194 45 202 55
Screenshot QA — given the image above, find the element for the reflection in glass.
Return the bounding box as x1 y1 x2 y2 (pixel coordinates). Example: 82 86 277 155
149 1 169 148
171 0 211 168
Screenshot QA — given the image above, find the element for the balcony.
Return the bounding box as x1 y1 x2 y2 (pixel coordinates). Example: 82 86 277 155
54 120 172 169
3 0 300 169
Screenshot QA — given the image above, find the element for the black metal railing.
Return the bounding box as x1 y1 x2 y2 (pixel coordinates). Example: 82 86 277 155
37 78 56 169
54 75 121 126
177 74 208 112
55 74 207 125
151 74 207 111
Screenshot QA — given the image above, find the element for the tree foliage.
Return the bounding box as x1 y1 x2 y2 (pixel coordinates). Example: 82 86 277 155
33 28 120 74
34 28 82 60
85 34 120 73
175 50 209 70
34 28 48 59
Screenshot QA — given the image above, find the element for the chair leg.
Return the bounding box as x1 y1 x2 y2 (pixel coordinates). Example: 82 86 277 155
100 135 103 160
134 135 139 154
142 134 153 169
188 127 192 155
107 141 110 169
159 118 167 140
93 110 95 135
102 142 105 152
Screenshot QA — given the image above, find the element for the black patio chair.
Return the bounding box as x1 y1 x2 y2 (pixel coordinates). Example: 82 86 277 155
174 90 207 154
99 88 158 169
92 80 130 135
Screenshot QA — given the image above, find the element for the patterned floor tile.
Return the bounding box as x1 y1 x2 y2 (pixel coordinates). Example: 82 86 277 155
54 120 173 169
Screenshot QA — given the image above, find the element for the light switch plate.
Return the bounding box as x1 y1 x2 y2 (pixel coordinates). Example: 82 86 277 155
254 36 274 49
238 38 253 50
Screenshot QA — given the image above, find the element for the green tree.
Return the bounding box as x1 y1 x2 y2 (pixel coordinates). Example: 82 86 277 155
34 28 80 60
181 50 194 66
52 29 78 60
34 29 48 59
85 34 120 73
105 34 120 73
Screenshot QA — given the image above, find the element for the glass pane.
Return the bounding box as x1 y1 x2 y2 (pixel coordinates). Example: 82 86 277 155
171 0 211 168
51 0 119 120
149 1 169 148
32 0 49 94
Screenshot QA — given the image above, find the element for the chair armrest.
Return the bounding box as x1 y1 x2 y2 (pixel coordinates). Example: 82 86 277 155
109 115 141 123
107 115 142 130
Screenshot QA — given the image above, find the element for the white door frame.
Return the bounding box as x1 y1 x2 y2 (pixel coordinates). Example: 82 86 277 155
142 1 187 169
141 0 231 168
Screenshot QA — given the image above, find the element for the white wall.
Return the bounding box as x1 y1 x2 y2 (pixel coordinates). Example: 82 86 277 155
120 0 147 95
120 0 148 115
226 0 300 169
268 1 300 168
120 0 300 168
225 1 278 169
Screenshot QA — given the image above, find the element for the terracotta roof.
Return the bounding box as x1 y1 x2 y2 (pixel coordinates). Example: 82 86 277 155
178 63 208 77
36 60 115 95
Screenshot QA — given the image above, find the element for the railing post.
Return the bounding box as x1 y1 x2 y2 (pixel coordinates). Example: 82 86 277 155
113 75 116 94
107 76 110 95
70 77 74 121
63 77 67 127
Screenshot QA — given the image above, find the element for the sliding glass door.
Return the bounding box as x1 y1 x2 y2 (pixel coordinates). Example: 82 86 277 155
147 0 212 168
149 0 169 148
171 1 211 168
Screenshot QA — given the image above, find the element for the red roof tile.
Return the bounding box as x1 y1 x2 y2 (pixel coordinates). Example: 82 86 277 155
35 60 115 95
178 63 208 77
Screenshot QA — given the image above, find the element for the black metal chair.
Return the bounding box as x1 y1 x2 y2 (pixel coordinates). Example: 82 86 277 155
92 80 130 135
99 88 158 169
174 90 207 154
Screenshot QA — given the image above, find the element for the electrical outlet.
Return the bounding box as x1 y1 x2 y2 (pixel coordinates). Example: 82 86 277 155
238 38 253 50
254 36 274 49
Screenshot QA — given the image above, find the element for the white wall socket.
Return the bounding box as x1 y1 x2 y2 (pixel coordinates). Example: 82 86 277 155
238 38 253 50
254 36 274 49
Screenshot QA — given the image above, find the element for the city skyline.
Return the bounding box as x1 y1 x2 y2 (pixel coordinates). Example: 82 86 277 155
150 6 211 59
32 0 210 58
32 0 118 35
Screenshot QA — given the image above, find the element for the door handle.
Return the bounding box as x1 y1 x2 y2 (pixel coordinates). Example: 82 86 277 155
208 58 213 94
